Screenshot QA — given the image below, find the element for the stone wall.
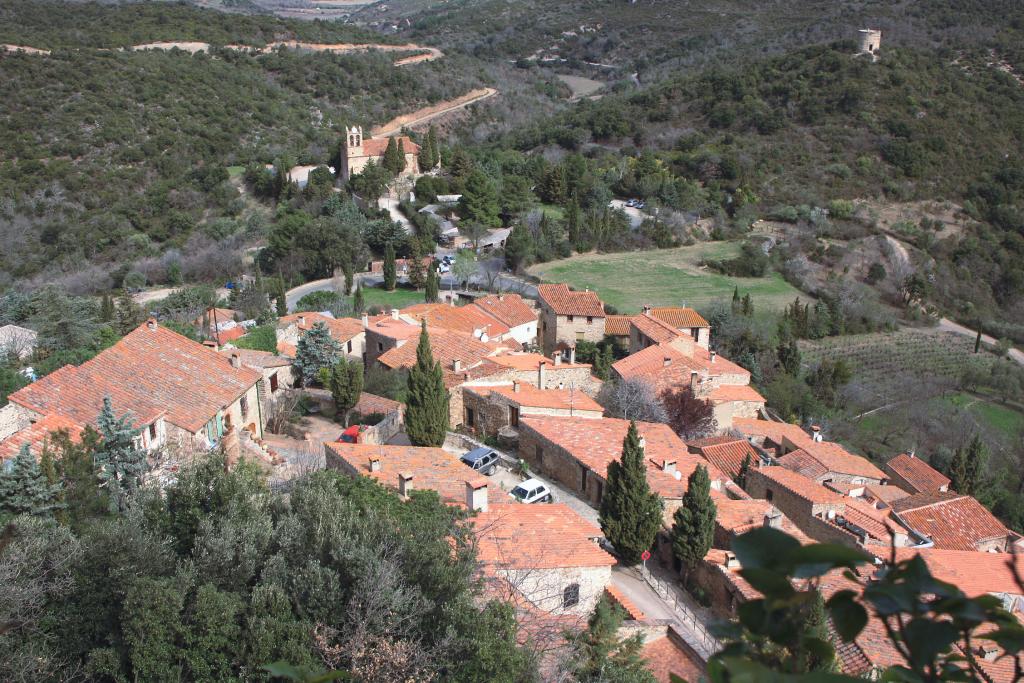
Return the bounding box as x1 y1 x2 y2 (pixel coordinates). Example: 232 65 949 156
499 564 611 617
0 402 39 441
518 423 604 506
540 309 605 355
364 329 404 368
745 468 845 540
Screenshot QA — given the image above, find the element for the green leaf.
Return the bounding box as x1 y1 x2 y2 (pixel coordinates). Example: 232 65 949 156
263 662 350 682
732 527 801 571
788 544 870 578
902 618 958 670
739 567 797 598
826 591 868 642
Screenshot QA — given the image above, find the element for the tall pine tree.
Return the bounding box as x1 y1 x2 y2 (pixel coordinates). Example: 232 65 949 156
94 397 147 513
670 464 716 580
353 283 365 314
405 321 449 447
383 242 397 291
599 422 662 565
325 358 363 426
293 322 341 386
425 266 439 303
0 444 62 517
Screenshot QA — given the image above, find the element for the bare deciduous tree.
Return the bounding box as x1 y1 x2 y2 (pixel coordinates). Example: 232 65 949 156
597 377 667 423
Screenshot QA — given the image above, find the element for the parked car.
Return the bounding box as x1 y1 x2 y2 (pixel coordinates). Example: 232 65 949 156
438 264 451 273
509 478 553 504
337 425 364 444
460 447 500 475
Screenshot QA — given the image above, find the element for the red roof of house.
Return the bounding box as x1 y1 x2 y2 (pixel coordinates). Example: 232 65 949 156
713 498 811 541
649 307 709 329
216 326 248 343
359 135 421 158
487 352 590 371
707 384 765 403
612 343 751 394
518 416 723 499
885 452 951 494
278 312 364 344
0 413 84 461
352 391 402 416
537 283 605 317
629 313 682 345
732 418 812 446
751 467 844 505
400 302 511 338
692 438 760 479
10 320 260 433
325 442 484 502
218 347 292 370
377 328 499 372
890 547 1024 599
471 293 537 329
891 491 1012 551
466 383 603 413
604 315 632 337
641 631 706 683
470 503 615 570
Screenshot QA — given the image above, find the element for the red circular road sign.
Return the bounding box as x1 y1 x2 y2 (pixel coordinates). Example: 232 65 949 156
641 550 651 561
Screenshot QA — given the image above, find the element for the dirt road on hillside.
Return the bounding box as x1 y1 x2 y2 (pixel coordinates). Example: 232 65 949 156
371 87 499 137
935 318 1024 367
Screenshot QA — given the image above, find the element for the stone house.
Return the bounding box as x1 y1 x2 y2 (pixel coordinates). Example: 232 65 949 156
470 294 539 346
400 302 514 343
883 452 951 494
471 503 616 617
0 319 263 453
362 312 424 368
340 126 419 181
775 440 887 487
517 415 726 512
461 381 602 438
889 491 1020 552
217 347 294 413
485 353 602 394
688 435 767 480
645 307 710 349
537 284 606 356
0 413 84 461
276 312 365 362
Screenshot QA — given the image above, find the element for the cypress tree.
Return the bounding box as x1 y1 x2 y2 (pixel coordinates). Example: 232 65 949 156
671 464 717 579
343 264 354 296
962 434 987 495
565 198 581 248
425 266 439 303
736 452 752 490
293 321 341 386
100 293 116 322
405 321 449 447
732 287 741 313
795 589 836 673
383 242 397 291
0 444 62 517
598 422 663 565
948 445 969 494
383 136 405 177
741 293 754 316
94 397 147 513
353 283 365 314
327 358 363 426
424 126 439 169
275 293 287 317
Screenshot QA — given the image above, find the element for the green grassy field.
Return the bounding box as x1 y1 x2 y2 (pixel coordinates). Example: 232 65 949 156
944 393 1024 439
362 285 424 310
527 242 807 313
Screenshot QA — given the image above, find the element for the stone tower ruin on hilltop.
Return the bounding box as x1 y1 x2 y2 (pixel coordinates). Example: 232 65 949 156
858 29 882 60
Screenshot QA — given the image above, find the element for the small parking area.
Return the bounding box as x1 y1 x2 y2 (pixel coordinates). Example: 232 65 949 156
487 463 600 525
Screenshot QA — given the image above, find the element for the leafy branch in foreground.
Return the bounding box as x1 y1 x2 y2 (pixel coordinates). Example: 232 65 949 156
709 527 1024 682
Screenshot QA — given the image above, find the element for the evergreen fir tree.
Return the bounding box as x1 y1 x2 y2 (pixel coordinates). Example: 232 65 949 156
736 453 752 490
407 241 427 290
383 136 405 177
326 358 363 426
100 293 116 323
670 464 716 580
570 596 657 683
0 444 61 517
405 321 449 447
275 293 287 317
795 589 836 673
741 293 754 316
116 290 143 335
94 397 147 513
383 242 397 291
52 428 109 529
948 445 969 494
293 321 341 386
732 287 741 314
962 434 987 495
425 267 439 303
598 422 663 565
353 283 365 314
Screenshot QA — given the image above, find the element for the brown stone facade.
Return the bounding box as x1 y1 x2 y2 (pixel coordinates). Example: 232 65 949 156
518 421 607 506
539 310 606 356
461 385 602 438
744 469 844 539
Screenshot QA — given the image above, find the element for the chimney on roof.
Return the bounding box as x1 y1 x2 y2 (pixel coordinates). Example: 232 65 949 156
638 435 646 453
569 345 576 364
146 318 157 331
558 381 565 390
709 350 717 363
811 425 823 442
498 294 504 301
663 356 672 367
690 370 699 392
398 472 414 497
642 304 651 314
390 308 399 320
453 358 462 372
764 508 783 529
466 479 488 512
538 360 547 388
229 352 241 369
361 312 369 328
513 380 521 393
977 643 1000 662
661 459 676 474
298 315 306 327
908 450 915 458
203 340 218 350
369 456 381 472
450 297 456 307
553 353 562 366
724 551 740 569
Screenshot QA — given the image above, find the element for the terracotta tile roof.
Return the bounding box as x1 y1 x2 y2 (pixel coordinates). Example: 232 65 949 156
470 503 615 570
604 585 645 620
537 283 605 317
518 416 723 499
9 321 261 433
604 315 632 337
649 307 709 330
780 441 886 482
352 391 402 416
359 135 420 158
442 359 507 389
732 417 812 446
704 549 764 600
612 343 751 394
400 303 511 339
753 467 844 505
471 294 537 329
377 329 498 371
194 307 241 326
467 383 602 413
364 316 423 341
692 438 760 479
777 448 830 479
488 352 590 371
837 497 901 546
325 442 485 503
707 384 765 403
641 631 706 683
0 414 84 461
278 312 364 344
890 548 1024 600
218 348 292 369
276 341 297 357
714 498 812 542
891 491 1012 551
629 313 682 344
216 326 248 343
885 452 951 494
864 484 911 505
